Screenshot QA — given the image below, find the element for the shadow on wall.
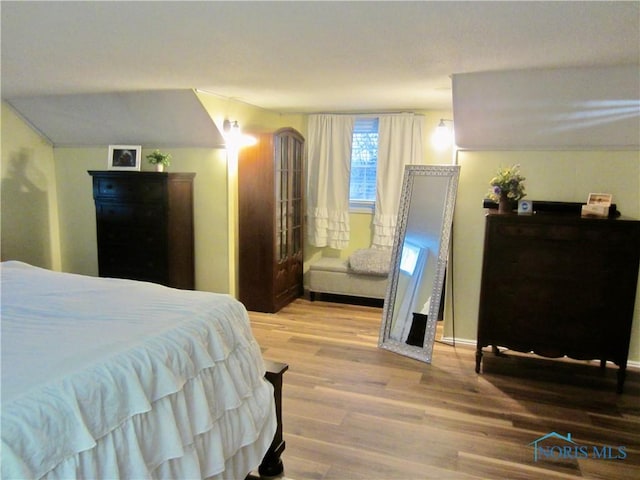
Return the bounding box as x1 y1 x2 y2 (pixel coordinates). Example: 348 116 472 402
1 148 51 267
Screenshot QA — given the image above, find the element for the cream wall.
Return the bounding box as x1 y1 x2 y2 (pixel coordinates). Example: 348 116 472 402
1 103 61 270
1 100 444 292
298 112 640 365
53 147 232 293
195 92 305 295
195 91 305 138
2 96 304 294
51 86 307 294
53 147 101 276
449 150 640 363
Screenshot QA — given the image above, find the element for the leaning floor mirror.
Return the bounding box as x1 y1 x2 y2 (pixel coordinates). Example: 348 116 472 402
378 164 460 363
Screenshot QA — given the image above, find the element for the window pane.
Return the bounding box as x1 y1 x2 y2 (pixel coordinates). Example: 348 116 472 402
349 118 378 203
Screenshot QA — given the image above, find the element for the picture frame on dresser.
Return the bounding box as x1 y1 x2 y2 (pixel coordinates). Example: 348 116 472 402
107 145 141 171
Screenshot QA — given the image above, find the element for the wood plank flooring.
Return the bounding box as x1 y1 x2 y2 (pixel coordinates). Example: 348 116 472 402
248 299 640 480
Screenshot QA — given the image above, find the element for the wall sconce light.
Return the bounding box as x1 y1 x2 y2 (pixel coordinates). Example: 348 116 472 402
223 119 257 150
223 119 239 135
432 118 454 150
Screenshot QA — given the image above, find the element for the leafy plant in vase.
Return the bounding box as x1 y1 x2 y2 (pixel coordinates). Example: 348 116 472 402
146 149 172 172
486 164 526 214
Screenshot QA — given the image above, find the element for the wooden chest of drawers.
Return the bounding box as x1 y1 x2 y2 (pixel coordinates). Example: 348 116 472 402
476 212 640 392
89 171 195 289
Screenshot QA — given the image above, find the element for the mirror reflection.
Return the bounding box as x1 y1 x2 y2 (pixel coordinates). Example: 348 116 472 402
379 165 460 363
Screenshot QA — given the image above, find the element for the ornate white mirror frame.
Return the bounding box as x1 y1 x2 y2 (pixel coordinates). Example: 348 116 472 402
378 164 460 363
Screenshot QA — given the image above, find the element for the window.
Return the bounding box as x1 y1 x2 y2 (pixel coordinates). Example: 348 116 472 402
349 117 379 209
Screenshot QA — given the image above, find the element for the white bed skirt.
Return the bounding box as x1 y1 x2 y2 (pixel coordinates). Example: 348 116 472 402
1 262 276 480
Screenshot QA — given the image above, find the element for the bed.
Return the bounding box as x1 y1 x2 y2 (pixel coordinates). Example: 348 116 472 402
1 261 280 479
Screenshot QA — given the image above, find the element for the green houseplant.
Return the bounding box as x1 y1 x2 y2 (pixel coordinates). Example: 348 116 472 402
146 149 172 172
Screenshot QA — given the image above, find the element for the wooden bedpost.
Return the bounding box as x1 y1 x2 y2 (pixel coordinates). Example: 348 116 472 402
260 360 288 477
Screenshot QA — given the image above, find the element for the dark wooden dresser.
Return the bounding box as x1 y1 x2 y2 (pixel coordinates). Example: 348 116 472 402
476 211 640 392
88 171 195 289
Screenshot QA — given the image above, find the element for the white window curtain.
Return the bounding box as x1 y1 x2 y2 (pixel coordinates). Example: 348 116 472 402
306 114 355 249
373 113 424 248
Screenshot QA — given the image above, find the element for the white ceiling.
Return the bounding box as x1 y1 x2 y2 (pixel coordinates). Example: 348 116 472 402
3 1 639 114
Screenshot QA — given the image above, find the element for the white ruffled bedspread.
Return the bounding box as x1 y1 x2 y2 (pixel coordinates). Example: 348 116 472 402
1 261 276 480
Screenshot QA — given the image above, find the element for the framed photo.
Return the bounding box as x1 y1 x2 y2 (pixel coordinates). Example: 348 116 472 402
587 193 612 207
108 145 141 171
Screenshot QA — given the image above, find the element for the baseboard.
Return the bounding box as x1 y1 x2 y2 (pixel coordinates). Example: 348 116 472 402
440 336 475 347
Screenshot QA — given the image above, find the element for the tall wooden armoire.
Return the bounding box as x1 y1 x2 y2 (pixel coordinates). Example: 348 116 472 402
238 128 304 313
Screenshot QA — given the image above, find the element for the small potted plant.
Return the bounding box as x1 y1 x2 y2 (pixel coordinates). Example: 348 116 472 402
486 164 526 214
146 149 172 172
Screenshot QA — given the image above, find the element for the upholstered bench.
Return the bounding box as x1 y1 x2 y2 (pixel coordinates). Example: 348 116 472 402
307 250 390 301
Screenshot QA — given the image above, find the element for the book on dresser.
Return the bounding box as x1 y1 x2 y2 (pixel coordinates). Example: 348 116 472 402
88 171 195 289
475 210 640 393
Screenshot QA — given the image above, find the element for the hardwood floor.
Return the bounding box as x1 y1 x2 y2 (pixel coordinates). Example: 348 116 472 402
248 298 640 480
